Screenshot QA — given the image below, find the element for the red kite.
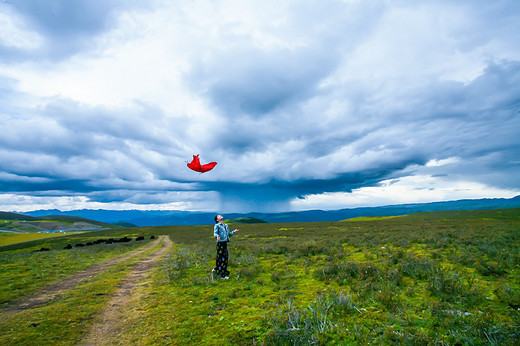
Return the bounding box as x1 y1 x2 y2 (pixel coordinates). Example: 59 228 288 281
187 154 217 173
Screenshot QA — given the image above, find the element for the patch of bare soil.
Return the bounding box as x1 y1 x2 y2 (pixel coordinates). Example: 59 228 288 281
80 236 173 345
3 236 167 313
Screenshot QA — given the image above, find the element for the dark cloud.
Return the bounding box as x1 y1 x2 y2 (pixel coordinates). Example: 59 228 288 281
0 176 96 193
185 1 383 119
12 1 115 36
0 95 195 202
2 57 519 212
190 155 426 212
0 0 147 61
198 48 338 115
0 1 519 212
2 97 187 154
202 59 520 211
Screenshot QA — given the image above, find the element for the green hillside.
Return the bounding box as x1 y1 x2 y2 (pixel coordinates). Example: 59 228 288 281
1 208 518 344
225 217 267 224
0 211 37 221
0 211 120 234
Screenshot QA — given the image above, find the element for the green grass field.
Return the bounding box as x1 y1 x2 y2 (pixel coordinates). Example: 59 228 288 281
1 209 519 344
343 215 407 221
0 212 120 233
0 232 73 247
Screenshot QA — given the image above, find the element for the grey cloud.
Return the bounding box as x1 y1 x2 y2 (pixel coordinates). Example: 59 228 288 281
1 0 147 61
86 190 154 203
186 1 383 119
1 102 144 159
43 100 180 149
0 75 16 98
86 190 204 205
189 58 520 202
205 59 520 210
0 176 97 194
11 1 114 35
431 61 520 161
0 95 196 198
454 0 520 52
191 47 338 116
203 164 408 213
1 1 519 213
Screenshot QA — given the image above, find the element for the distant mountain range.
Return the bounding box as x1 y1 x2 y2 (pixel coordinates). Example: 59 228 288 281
22 196 520 226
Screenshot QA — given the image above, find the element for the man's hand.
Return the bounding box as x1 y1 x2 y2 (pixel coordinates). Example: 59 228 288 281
217 235 220 241
234 229 239 233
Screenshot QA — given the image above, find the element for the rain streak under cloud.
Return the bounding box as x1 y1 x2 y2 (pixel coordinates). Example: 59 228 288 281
0 0 519 213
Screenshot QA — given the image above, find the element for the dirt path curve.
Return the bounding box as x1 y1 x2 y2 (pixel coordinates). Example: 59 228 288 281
4 236 167 312
80 235 173 345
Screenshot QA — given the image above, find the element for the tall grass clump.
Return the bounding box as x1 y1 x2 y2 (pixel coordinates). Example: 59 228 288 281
397 254 436 280
264 290 357 345
163 247 193 282
313 261 383 285
494 285 520 309
426 267 483 306
162 243 214 283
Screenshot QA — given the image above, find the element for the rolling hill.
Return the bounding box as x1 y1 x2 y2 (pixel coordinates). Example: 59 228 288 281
0 211 121 233
21 195 520 226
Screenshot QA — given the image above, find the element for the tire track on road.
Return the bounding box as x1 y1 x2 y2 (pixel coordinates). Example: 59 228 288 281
80 236 173 345
3 236 166 313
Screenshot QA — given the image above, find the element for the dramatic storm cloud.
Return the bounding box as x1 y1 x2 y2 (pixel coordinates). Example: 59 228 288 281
1 0 519 213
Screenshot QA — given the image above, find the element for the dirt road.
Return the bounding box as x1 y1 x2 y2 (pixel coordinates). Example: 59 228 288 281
4 236 171 312
80 235 173 345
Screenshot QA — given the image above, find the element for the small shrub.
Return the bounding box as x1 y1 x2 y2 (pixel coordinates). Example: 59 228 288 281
236 266 259 280
494 285 520 309
271 269 295 290
318 290 357 316
375 289 398 310
357 263 382 281
476 260 508 277
388 249 405 264
428 301 452 318
313 264 340 282
233 252 258 266
296 242 325 257
398 255 435 280
163 248 192 282
264 291 356 345
426 268 465 302
191 273 215 285
262 242 290 255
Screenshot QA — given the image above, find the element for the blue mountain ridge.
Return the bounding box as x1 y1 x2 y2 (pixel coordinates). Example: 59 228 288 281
23 195 520 226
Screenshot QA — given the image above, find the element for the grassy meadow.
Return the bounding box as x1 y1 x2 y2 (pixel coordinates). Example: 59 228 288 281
1 209 519 344
0 232 74 247
0 212 120 233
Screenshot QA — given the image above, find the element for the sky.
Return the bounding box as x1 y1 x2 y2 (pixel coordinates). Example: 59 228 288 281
0 0 519 213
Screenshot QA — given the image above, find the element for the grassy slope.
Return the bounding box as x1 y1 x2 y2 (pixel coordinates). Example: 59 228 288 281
1 208 519 344
0 241 163 345
0 211 120 233
137 208 520 344
343 215 407 221
0 232 72 247
0 211 37 221
0 227 150 253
